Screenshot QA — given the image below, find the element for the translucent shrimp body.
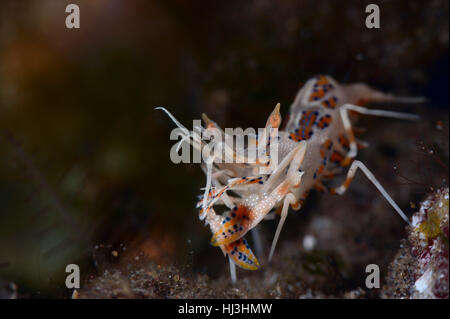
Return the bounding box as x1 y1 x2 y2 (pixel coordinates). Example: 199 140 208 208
158 75 422 282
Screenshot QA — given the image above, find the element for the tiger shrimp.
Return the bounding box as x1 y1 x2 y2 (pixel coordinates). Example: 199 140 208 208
156 75 424 284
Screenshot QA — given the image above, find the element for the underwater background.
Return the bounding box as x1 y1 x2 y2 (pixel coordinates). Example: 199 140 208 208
0 0 448 298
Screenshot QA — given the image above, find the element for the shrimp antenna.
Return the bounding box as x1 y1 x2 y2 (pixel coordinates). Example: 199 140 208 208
155 107 190 135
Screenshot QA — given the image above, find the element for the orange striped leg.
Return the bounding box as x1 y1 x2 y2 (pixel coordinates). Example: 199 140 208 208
339 103 419 159
329 160 411 225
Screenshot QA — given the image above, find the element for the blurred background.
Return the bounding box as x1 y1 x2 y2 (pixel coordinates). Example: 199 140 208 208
0 0 448 297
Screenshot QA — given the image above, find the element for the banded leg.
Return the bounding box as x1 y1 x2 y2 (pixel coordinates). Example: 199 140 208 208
330 160 411 226
339 103 419 159
339 104 420 158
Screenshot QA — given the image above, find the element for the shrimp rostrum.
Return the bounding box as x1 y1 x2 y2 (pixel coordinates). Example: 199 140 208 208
157 75 423 283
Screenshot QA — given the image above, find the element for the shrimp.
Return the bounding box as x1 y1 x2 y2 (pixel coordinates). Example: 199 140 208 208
157 75 424 283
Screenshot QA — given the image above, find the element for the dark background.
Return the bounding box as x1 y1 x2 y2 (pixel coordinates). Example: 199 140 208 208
0 0 448 297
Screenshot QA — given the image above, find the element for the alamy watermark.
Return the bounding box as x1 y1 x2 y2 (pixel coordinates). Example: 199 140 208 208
65 263 80 289
365 264 380 289
65 4 80 29
365 4 380 29
168 120 279 175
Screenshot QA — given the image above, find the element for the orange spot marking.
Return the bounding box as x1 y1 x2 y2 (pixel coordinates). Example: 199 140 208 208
275 205 283 216
317 114 332 129
323 172 336 180
343 177 353 189
339 134 350 150
210 205 253 246
321 139 333 151
320 149 326 158
357 98 370 106
331 150 345 163
318 164 324 174
321 97 337 109
316 75 329 86
291 201 300 210
309 89 326 101
291 111 318 141
270 113 281 128
341 157 352 167
224 238 259 270
277 182 289 196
